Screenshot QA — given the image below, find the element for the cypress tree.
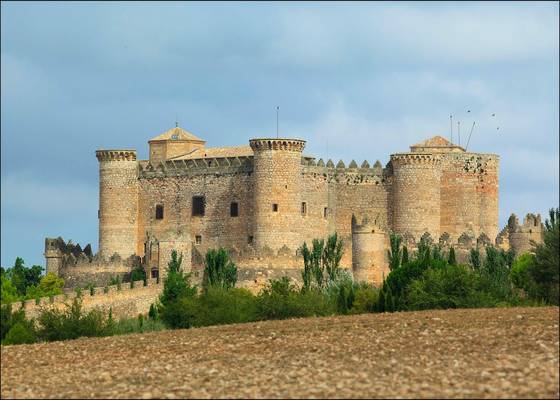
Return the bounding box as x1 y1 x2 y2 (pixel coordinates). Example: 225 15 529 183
448 247 457 265
402 246 409 265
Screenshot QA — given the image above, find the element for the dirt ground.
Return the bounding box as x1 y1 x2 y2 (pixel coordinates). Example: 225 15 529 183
1 307 558 399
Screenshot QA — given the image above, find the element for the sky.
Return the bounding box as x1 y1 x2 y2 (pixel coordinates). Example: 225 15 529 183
1 1 559 268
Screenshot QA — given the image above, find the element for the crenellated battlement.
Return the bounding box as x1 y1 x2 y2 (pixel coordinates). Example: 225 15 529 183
249 138 306 152
138 155 254 179
7 278 162 321
390 153 442 165
95 149 137 161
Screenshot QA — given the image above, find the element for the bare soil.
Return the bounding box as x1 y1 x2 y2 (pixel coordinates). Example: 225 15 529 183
1 307 559 399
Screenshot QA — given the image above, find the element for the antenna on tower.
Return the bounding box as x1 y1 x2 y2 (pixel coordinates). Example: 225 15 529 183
466 121 476 151
457 121 461 147
450 115 453 144
276 106 279 138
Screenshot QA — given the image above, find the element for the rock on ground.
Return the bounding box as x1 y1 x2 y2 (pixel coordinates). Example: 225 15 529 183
1 307 559 399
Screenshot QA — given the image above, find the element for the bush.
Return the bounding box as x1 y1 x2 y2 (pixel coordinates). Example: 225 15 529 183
256 277 335 320
36 298 113 342
3 322 37 345
406 264 496 310
1 303 33 342
350 285 379 314
510 253 538 297
192 287 257 327
110 316 166 335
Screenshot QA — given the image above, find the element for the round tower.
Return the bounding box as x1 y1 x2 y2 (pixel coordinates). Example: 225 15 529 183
96 149 138 258
390 153 442 241
249 138 306 253
351 215 389 286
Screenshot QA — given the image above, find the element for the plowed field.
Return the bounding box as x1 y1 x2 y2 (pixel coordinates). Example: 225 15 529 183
1 307 558 398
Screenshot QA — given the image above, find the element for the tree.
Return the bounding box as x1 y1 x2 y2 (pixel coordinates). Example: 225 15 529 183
26 273 64 299
160 250 197 305
448 247 457 266
323 233 343 282
387 233 402 271
301 234 344 290
202 248 238 291
469 248 481 271
529 208 559 305
402 246 409 265
1 275 19 304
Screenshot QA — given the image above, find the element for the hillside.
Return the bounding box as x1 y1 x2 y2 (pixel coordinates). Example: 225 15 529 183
1 307 558 399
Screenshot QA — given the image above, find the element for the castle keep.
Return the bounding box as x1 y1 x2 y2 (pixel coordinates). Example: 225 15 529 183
44 125 539 289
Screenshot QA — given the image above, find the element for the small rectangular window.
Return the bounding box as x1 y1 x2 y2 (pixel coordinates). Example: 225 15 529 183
156 204 164 220
193 196 205 216
324 207 328 218
248 235 254 245
195 235 202 245
301 202 307 215
230 202 239 217
272 203 279 212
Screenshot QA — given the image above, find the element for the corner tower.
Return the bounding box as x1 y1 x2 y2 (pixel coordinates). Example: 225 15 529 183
96 149 138 258
249 138 306 253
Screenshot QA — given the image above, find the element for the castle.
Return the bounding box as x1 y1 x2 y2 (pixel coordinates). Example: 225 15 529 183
44 125 543 290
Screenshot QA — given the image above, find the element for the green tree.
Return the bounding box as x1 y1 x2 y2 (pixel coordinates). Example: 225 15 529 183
469 248 482 271
510 253 538 298
387 233 402 271
160 250 197 305
323 233 344 282
529 208 559 304
26 273 64 299
301 238 325 290
448 247 457 266
202 248 238 291
402 246 409 265
1 274 19 304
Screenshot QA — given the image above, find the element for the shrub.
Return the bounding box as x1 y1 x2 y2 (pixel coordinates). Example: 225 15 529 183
510 253 538 298
350 284 378 314
148 303 158 320
159 296 198 329
406 264 495 310
110 316 166 335
202 248 238 291
36 298 112 342
256 277 335 320
192 287 258 327
130 266 147 284
1 303 32 341
3 322 37 345
448 247 457 265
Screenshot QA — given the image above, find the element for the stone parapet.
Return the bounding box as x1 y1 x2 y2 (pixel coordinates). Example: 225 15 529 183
249 138 306 152
95 150 137 162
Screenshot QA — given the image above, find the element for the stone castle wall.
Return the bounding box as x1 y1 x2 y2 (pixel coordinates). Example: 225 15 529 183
9 279 162 321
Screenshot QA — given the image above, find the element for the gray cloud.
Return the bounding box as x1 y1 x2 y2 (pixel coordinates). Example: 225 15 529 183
1 1 558 267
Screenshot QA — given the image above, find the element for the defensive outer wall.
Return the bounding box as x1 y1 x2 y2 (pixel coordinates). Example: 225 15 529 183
43 127 543 298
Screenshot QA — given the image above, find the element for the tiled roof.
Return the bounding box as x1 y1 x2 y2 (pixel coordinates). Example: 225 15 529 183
149 126 205 143
411 136 456 148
